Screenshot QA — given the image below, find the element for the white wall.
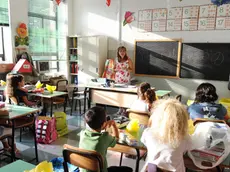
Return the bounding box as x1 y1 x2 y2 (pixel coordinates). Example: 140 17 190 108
72 0 230 102
8 0 28 62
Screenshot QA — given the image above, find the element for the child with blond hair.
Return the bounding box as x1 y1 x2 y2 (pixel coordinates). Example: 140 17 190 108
141 99 192 172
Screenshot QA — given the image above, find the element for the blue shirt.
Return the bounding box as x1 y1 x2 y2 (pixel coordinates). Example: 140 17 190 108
188 102 227 120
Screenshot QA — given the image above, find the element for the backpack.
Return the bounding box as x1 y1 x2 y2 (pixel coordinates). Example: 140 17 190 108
36 116 58 144
54 112 68 137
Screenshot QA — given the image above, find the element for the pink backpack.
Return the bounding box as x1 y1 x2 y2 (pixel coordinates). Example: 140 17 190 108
36 116 58 144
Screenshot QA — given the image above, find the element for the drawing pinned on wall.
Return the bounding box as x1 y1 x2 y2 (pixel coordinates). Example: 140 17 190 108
123 11 135 26
15 23 29 47
106 0 111 7
211 0 230 6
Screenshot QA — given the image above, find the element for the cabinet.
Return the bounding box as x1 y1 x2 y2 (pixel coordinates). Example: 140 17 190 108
67 35 108 84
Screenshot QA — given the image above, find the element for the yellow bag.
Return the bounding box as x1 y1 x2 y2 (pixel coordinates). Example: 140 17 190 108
54 112 68 137
24 161 53 172
219 98 230 117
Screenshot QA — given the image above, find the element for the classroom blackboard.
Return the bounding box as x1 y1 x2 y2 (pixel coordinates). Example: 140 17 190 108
181 43 230 81
135 40 181 78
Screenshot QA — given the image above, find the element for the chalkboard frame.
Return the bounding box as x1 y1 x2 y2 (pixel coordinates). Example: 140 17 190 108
134 39 182 78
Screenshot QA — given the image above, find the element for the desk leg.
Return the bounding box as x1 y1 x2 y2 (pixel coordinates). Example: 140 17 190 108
135 148 140 172
64 95 67 113
50 98 53 117
11 119 15 162
33 117 39 162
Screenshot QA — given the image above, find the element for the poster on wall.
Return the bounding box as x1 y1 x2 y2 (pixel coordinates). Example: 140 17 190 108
138 21 152 32
216 4 230 29
138 9 152 21
167 7 182 31
152 8 167 31
198 4 217 30
182 6 199 31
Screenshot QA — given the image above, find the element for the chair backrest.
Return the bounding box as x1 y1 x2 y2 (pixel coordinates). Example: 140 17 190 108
56 79 68 92
7 96 18 105
62 144 104 172
193 118 226 126
126 109 150 126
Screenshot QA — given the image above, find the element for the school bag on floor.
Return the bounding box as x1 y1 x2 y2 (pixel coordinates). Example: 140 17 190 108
188 122 230 169
54 112 68 137
36 116 58 144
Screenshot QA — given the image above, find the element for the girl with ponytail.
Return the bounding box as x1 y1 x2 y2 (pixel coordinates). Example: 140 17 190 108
130 82 157 112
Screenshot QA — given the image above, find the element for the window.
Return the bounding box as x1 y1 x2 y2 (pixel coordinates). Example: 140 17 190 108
28 0 67 73
0 0 9 61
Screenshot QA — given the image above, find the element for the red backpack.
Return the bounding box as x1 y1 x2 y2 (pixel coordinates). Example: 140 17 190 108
36 117 58 144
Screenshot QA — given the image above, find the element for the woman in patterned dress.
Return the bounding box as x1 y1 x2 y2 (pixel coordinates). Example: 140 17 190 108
114 46 133 84
114 46 133 115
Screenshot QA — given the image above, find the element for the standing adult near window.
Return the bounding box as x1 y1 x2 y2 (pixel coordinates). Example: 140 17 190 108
114 46 133 115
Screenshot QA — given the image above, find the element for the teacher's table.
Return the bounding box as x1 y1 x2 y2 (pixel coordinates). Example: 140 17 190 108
0 105 39 162
29 91 68 117
0 160 35 172
86 85 171 110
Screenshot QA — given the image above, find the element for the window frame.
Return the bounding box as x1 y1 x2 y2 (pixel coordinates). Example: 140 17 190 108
28 10 59 71
0 27 5 61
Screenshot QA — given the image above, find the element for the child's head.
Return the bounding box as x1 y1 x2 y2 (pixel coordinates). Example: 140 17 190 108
84 106 107 131
117 46 128 62
5 73 24 97
138 82 156 111
195 83 218 103
150 99 188 148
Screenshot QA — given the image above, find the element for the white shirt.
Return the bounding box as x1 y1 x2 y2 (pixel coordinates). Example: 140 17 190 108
141 128 192 172
130 99 149 112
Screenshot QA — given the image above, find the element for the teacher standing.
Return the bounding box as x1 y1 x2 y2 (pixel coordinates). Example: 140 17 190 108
114 46 133 84
114 46 133 116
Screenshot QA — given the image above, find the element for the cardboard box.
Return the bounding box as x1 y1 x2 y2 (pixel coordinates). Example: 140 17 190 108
0 63 15 73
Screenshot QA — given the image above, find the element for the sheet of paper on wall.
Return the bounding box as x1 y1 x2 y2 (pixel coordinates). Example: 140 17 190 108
138 9 152 21
182 6 199 31
167 7 182 31
152 8 167 32
138 21 152 32
216 4 230 30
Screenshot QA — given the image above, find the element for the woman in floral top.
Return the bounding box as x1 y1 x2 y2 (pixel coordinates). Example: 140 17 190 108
114 46 133 84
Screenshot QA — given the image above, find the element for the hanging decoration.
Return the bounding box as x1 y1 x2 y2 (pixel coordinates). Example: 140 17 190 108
123 11 135 26
53 0 62 12
106 0 111 6
15 23 29 47
211 0 230 6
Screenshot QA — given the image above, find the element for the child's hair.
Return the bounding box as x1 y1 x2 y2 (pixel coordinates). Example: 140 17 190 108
138 82 156 111
117 46 128 62
5 73 24 97
84 106 106 130
150 99 188 148
195 83 218 103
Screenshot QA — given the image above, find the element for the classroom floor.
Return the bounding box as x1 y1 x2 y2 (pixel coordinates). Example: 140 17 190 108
0 106 146 171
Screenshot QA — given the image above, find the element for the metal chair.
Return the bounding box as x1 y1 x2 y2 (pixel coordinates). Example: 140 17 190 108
63 144 103 172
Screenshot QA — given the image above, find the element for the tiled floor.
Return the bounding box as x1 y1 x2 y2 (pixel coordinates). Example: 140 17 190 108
0 106 145 171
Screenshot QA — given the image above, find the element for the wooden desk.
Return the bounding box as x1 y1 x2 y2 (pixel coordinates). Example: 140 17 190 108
86 85 171 111
0 160 35 172
109 128 146 172
0 105 39 162
29 91 68 117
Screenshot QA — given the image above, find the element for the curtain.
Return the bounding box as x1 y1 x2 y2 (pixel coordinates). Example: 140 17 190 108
0 0 9 26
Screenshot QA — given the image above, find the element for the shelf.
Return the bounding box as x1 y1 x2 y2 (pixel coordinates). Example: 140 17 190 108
70 73 78 75
69 60 78 62
69 48 78 50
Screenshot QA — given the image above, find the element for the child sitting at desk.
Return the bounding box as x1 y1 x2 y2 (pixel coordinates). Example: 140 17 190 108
141 99 192 172
130 82 156 112
188 83 229 121
79 106 133 172
5 73 36 106
0 109 19 153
